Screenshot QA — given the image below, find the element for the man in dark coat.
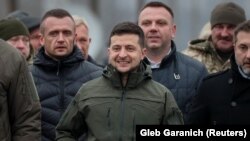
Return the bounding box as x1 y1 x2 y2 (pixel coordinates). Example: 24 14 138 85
31 9 102 141
188 20 250 124
138 1 208 122
0 39 41 141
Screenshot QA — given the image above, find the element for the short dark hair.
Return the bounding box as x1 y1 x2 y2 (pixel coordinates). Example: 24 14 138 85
40 9 74 34
139 1 174 18
234 20 250 43
108 22 145 48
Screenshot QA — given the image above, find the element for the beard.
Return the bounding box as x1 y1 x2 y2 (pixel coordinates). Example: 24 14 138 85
242 66 250 75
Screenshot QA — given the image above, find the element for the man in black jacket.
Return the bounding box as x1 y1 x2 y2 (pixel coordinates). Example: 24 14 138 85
31 9 103 141
188 20 250 124
138 1 208 122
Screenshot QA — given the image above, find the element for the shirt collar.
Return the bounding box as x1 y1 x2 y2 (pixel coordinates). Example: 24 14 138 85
147 48 172 69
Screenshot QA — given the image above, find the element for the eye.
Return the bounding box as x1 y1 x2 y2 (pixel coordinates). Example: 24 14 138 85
78 38 87 43
23 37 29 42
126 46 135 52
157 20 167 26
22 37 30 44
141 21 151 26
9 37 19 42
111 45 121 52
238 44 248 51
49 31 58 37
227 25 236 30
63 31 72 36
213 25 223 30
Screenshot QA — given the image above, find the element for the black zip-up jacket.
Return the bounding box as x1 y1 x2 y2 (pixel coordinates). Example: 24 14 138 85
31 46 103 141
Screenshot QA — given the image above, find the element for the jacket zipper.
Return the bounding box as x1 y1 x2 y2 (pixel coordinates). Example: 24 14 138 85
119 87 126 141
57 61 65 116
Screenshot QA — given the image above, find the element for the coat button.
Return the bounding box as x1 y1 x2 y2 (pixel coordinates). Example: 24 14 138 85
231 101 237 107
228 78 233 84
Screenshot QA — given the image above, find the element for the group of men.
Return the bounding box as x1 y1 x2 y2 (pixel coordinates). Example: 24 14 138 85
0 1 249 141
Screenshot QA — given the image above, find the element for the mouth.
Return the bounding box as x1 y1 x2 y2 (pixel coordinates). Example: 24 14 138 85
148 35 160 39
219 37 232 42
55 46 67 50
147 35 161 42
117 60 130 65
244 62 250 66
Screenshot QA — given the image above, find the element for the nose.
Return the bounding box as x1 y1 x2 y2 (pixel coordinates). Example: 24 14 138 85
57 33 65 42
247 48 250 58
221 27 231 37
149 23 158 32
15 39 27 50
118 48 128 58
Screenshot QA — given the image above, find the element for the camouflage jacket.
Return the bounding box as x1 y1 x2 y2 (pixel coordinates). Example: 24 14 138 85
182 38 231 73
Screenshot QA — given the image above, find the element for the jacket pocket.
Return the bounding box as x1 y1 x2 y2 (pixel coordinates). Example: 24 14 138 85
83 99 116 139
129 99 164 125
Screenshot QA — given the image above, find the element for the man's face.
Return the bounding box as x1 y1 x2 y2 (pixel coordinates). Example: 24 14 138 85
40 17 75 60
138 7 176 50
75 24 91 59
108 34 145 74
211 24 236 53
234 31 250 75
30 28 42 54
7 35 30 59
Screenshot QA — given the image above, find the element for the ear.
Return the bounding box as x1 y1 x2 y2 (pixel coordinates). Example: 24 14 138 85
89 37 92 43
141 48 147 60
171 24 177 39
107 47 110 56
74 33 77 45
40 35 45 46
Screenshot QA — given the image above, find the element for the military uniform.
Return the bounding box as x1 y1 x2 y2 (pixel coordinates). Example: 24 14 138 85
182 38 231 73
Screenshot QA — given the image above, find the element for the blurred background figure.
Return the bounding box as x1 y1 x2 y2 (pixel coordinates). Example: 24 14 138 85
73 15 103 67
0 18 33 64
7 10 42 55
183 2 246 73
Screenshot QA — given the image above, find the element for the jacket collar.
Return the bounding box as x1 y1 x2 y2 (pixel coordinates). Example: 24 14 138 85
34 45 84 66
231 55 250 80
102 62 152 88
143 40 177 68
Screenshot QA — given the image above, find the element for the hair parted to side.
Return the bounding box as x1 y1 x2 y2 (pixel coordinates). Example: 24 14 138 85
139 1 174 18
108 22 145 48
40 8 74 34
72 15 89 29
233 20 250 44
